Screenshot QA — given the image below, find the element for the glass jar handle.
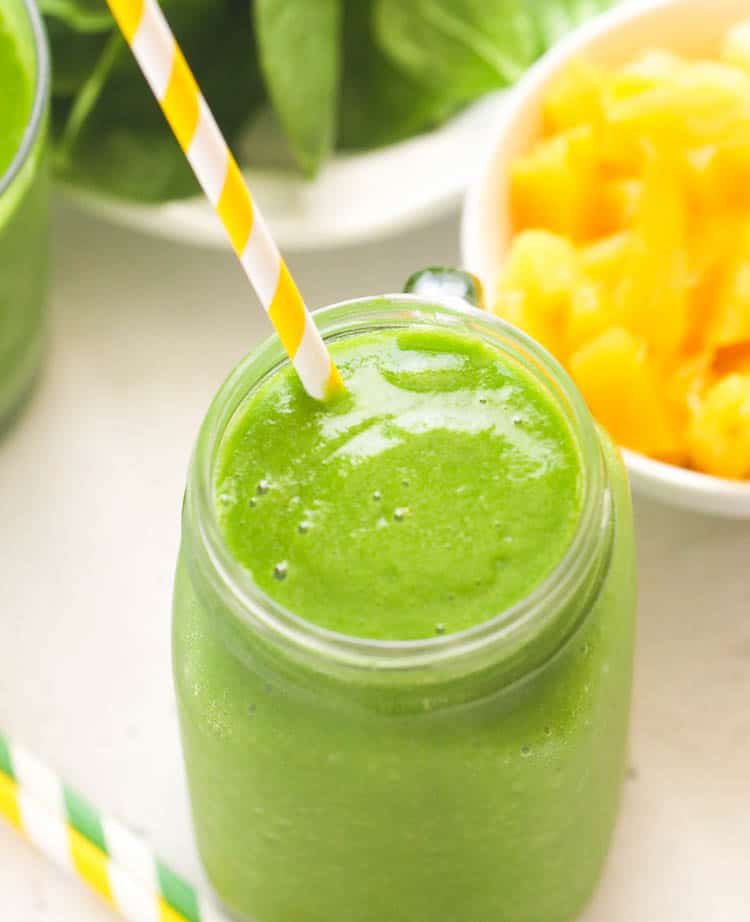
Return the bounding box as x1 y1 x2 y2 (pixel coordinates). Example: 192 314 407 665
404 267 485 310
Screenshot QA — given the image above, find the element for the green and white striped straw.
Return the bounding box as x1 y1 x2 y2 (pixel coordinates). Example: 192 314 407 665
0 730 224 922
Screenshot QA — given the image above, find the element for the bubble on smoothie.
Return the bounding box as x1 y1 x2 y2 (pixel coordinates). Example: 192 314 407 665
372 490 382 501
520 745 532 757
249 497 257 508
479 396 487 404
435 623 446 635
394 507 408 521
257 479 270 495
544 726 552 737
273 561 288 580
402 479 410 487
513 414 524 426
298 521 311 534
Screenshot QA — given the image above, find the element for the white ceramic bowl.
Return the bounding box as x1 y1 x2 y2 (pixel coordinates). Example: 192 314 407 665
462 0 750 518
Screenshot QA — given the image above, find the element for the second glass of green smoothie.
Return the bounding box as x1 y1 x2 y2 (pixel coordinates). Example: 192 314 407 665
0 0 50 429
173 291 637 922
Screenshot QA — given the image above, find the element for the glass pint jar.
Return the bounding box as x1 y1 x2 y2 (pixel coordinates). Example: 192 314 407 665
0 0 50 428
173 296 636 922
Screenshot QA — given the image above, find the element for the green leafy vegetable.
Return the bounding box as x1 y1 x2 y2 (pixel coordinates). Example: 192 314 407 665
374 0 538 104
44 19 110 97
54 3 264 202
43 0 619 200
338 0 461 150
254 0 341 176
530 0 617 51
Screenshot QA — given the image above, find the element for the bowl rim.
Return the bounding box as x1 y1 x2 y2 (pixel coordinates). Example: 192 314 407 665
460 0 750 513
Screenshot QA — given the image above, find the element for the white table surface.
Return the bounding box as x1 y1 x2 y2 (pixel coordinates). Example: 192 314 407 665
1 203 748 922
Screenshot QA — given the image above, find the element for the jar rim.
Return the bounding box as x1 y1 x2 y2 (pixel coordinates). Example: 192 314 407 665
186 295 611 679
0 0 49 198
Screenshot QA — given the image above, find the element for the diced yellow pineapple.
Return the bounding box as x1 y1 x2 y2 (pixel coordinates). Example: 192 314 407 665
511 125 598 239
580 233 630 288
710 260 750 346
606 49 688 103
683 146 721 213
566 283 613 353
607 61 750 150
569 327 681 457
683 139 750 214
615 152 690 354
713 342 750 377
665 353 712 427
594 178 642 235
493 286 529 331
493 231 582 357
721 20 750 73
688 373 750 478
543 59 603 134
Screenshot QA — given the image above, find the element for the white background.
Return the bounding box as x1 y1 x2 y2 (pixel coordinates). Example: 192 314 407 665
0 204 748 921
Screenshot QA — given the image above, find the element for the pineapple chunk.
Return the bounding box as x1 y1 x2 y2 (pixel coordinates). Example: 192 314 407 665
511 125 598 239
594 178 642 235
580 233 630 288
665 353 712 430
714 342 750 376
569 328 681 458
684 141 750 213
543 59 603 134
606 49 688 102
607 62 750 150
710 261 750 346
566 283 613 353
706 219 750 346
615 152 689 354
688 373 750 478
494 231 581 357
721 20 750 73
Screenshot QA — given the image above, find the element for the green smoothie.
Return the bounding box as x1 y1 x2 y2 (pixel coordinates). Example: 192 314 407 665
0 0 49 427
216 328 581 640
173 298 636 922
0 12 31 176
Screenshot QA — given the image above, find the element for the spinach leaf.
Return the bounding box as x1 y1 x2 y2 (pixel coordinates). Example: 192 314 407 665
254 0 341 177
54 2 264 202
45 18 110 97
374 0 537 104
338 0 460 150
530 0 618 51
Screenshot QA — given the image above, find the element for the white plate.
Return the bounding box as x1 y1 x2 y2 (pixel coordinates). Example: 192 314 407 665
61 92 505 252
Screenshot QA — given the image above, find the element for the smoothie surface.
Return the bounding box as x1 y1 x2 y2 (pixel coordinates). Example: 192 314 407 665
215 326 582 640
0 7 33 180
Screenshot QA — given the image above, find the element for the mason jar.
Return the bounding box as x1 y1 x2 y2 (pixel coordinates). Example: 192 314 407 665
173 294 636 922
0 0 50 428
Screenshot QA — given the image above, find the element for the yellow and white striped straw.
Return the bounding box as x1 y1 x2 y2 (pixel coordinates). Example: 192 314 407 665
0 731 225 922
105 0 344 402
